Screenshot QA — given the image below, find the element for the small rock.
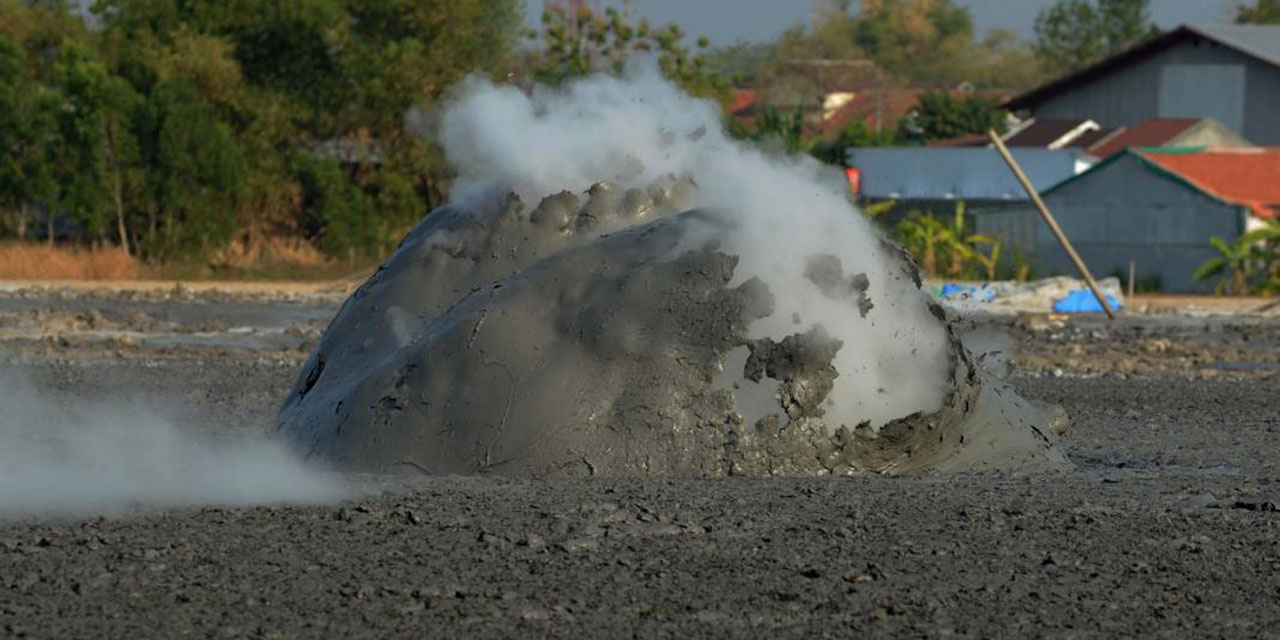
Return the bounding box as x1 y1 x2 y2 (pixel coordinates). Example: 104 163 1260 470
1233 500 1278 512
843 563 886 583
518 533 547 550
477 531 506 546
1176 493 1221 509
556 537 599 553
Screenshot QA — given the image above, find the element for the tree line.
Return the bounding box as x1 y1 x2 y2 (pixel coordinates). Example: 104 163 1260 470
0 0 519 262
1 0 1275 266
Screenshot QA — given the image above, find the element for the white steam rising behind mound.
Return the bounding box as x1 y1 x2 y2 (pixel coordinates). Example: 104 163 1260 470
440 65 949 428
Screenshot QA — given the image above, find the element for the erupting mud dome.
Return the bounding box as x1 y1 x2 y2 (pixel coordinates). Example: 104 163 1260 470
277 66 1064 475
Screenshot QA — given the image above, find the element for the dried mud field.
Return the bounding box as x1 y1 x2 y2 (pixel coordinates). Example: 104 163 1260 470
1 286 1278 639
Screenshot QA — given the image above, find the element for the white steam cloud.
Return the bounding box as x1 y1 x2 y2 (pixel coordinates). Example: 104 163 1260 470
441 64 950 428
0 374 346 517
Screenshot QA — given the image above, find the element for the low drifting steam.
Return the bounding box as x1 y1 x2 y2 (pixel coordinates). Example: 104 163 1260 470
0 373 345 517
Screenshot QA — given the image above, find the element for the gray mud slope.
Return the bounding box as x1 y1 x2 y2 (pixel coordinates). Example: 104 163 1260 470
279 186 1061 476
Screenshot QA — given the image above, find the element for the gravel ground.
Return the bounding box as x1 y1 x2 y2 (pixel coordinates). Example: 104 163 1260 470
1 294 1279 639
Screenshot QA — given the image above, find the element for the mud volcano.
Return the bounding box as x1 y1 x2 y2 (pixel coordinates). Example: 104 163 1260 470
277 179 1064 476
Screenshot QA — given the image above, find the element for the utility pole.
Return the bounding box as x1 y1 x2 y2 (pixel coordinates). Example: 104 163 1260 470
989 129 1115 319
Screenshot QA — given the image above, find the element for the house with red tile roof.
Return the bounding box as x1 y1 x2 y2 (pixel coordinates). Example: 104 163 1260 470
973 147 1280 292
1145 149 1280 219
727 83 1011 143
727 89 760 124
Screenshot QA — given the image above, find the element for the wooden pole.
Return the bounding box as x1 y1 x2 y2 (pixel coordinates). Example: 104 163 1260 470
987 129 1115 319
1128 260 1135 299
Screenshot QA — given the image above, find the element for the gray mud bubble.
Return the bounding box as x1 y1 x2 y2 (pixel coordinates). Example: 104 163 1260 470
277 179 1066 476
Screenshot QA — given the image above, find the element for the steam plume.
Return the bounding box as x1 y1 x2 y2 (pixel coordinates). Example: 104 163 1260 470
440 64 950 428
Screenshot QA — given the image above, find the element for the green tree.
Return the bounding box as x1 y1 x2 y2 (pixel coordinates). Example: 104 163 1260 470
133 79 246 257
810 118 898 166
1034 0 1155 74
956 28 1048 91
748 106 808 155
898 91 1005 143
45 43 114 245
702 40 775 86
88 0 520 261
852 0 975 84
527 0 729 102
1236 0 1280 23
52 42 142 252
0 2 95 244
0 34 49 240
0 0 529 264
1 0 89 81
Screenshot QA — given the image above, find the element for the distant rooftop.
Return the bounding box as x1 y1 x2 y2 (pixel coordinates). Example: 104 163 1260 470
1143 148 1280 218
1194 24 1280 67
1085 119 1202 159
1003 118 1117 149
926 118 1118 150
1006 25 1280 111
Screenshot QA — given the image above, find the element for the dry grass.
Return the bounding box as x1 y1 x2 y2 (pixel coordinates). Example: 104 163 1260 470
0 243 139 280
209 234 333 270
0 237 369 283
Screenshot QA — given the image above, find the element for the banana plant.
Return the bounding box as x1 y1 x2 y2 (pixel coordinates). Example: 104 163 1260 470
897 211 949 275
897 201 1002 280
1194 219 1280 295
965 232 1003 281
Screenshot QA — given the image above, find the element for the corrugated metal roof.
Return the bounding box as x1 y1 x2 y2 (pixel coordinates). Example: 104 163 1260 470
929 120 1117 149
1193 25 1280 68
845 147 1082 201
1004 119 1091 147
1085 119 1201 159
1006 24 1280 111
1071 127 1120 149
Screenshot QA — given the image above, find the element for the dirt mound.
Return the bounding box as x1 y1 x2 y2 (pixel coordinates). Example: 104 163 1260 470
277 185 1063 475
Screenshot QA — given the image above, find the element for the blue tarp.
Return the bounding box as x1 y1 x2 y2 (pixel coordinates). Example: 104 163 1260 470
1053 289 1123 314
940 283 997 302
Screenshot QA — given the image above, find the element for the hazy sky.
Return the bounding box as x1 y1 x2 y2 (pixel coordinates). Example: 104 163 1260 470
523 0 1241 46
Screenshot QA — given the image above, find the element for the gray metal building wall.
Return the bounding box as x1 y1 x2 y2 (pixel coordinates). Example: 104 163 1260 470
1245 58 1280 145
1034 40 1280 145
974 154 1247 292
972 206 1037 258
